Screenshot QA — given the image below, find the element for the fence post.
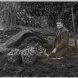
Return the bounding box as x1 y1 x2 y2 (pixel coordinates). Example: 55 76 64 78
71 7 77 47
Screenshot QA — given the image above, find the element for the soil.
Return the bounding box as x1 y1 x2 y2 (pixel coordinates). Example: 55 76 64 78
1 53 78 77
0 28 78 77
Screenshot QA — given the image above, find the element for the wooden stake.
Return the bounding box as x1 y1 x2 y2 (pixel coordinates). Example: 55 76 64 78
71 7 77 47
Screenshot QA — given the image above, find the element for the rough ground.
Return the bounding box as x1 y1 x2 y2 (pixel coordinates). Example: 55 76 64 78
0 29 78 77
1 53 78 77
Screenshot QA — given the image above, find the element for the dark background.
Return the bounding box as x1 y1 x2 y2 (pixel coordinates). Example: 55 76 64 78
0 2 78 32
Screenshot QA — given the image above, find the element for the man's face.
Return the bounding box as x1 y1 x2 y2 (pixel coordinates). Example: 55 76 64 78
56 22 63 29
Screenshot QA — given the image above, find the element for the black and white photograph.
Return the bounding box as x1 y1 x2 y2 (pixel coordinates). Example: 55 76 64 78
0 1 78 77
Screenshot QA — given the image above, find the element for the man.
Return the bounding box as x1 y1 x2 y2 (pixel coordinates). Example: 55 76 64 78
49 19 69 59
39 19 69 60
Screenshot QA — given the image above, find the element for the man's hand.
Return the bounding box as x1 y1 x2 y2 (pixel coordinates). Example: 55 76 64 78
52 48 57 53
48 48 57 57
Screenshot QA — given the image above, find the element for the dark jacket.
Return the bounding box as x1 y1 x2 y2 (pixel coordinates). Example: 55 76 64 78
54 27 69 52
